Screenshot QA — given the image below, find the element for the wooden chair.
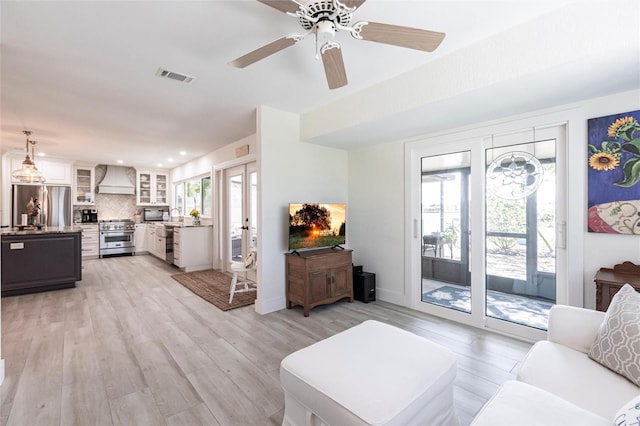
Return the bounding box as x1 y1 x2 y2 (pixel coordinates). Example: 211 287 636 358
229 251 257 303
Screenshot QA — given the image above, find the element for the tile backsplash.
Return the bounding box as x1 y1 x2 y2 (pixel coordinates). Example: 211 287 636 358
73 193 138 222
95 193 138 220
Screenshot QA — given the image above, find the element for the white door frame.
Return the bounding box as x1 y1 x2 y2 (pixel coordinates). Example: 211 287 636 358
212 155 256 270
219 161 257 279
405 113 572 341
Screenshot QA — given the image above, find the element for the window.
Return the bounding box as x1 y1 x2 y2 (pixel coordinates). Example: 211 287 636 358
174 175 212 217
202 176 212 217
175 182 184 216
185 180 201 214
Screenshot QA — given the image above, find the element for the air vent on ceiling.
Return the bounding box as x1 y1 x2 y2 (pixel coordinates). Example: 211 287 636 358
156 67 195 84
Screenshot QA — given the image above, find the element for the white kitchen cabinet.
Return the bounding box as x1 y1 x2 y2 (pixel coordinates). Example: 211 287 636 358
79 224 99 259
10 155 73 185
134 223 147 253
40 160 73 185
173 226 212 272
145 224 166 259
154 233 166 259
136 170 168 205
73 164 96 205
146 224 158 257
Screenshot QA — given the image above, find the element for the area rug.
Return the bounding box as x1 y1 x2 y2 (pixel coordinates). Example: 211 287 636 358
422 285 552 330
171 269 256 311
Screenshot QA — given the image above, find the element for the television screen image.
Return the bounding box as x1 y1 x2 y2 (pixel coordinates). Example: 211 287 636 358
289 203 346 250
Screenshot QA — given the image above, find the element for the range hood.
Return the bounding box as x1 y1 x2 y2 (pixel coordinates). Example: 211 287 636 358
98 165 135 195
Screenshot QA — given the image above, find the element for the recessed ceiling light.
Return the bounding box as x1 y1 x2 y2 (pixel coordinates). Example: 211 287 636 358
168 158 174 162
117 160 123 164
37 152 46 157
179 151 187 156
157 163 163 167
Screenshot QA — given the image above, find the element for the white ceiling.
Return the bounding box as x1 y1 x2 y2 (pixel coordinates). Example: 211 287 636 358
0 0 619 169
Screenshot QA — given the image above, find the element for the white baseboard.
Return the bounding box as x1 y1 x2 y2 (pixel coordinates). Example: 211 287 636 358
255 296 286 315
375 288 406 306
0 359 4 386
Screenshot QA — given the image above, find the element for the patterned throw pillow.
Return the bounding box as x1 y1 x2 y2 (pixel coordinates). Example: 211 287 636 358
588 284 640 387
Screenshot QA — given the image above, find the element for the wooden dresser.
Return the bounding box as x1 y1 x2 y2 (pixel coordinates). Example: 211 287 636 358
594 261 640 311
285 248 353 317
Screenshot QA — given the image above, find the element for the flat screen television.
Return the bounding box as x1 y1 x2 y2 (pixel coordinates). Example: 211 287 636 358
289 203 346 251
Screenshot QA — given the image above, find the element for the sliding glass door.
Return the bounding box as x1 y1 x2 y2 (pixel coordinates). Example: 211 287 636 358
411 124 566 339
421 152 472 313
485 140 556 330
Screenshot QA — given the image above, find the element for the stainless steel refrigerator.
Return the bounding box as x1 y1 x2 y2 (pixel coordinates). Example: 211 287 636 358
12 184 72 227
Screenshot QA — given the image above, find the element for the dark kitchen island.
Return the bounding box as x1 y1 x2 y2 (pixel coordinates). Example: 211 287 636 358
1 226 82 296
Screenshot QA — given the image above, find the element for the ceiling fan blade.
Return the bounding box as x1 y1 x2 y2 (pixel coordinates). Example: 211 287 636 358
229 37 297 68
321 43 348 90
256 0 300 14
341 0 367 9
357 22 445 52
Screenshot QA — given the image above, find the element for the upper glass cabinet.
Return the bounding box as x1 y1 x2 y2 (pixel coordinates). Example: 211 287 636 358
136 170 169 205
73 165 95 205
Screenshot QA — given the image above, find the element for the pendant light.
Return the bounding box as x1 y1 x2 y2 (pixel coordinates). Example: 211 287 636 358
12 130 46 184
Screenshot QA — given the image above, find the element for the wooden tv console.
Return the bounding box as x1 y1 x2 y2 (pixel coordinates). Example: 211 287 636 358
285 248 353 317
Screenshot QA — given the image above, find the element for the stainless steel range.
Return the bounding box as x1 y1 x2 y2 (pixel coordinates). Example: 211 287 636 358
99 219 135 258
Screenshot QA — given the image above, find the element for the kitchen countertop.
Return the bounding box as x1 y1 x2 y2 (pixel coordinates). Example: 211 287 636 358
1 225 83 237
145 222 212 228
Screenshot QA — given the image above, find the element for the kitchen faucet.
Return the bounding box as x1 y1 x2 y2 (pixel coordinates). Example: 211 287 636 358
171 208 183 223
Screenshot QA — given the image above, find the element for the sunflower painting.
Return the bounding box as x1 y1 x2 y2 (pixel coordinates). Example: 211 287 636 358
587 110 640 234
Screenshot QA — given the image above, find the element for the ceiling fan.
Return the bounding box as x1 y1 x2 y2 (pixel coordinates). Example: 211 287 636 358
229 0 446 90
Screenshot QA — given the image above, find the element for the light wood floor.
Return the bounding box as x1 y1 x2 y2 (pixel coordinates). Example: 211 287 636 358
1 254 532 425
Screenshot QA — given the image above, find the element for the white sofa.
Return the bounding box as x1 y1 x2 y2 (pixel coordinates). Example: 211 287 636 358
472 305 640 425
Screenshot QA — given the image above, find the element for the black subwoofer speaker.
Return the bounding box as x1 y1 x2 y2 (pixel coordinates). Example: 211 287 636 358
354 272 376 303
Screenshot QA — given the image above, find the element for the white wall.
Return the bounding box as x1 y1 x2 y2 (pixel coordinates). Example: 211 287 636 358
170 134 256 183
348 142 405 304
348 89 640 310
257 105 349 314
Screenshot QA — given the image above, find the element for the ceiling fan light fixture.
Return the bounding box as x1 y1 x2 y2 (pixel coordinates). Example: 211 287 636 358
316 20 336 44
297 0 353 30
232 0 446 89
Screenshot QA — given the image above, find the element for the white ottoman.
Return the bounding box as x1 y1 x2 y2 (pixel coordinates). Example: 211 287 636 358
280 320 458 426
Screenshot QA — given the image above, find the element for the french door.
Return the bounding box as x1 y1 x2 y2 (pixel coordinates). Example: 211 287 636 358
224 162 257 276
411 124 566 340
